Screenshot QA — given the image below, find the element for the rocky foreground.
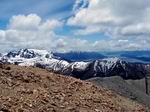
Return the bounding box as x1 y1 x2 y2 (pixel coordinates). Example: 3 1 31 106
0 64 149 112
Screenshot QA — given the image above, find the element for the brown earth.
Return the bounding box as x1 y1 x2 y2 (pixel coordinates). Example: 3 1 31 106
0 64 149 112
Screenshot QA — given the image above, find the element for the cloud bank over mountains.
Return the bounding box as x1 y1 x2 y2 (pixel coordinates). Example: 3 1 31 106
0 14 97 52
0 14 62 52
1 0 150 52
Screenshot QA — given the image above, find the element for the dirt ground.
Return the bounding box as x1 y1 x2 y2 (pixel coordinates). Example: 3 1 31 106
0 64 149 112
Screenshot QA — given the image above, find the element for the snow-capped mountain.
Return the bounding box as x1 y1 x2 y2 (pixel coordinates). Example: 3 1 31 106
0 49 70 71
0 49 149 80
93 58 126 73
1 49 56 66
6 49 50 58
89 58 145 79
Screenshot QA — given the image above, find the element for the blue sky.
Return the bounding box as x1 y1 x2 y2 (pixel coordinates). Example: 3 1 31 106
0 0 150 52
0 0 74 26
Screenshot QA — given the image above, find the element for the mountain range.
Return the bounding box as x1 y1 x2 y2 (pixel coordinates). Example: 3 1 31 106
53 51 106 61
0 49 150 80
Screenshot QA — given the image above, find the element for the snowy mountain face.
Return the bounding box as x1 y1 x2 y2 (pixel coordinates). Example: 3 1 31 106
0 49 149 80
93 58 124 73
90 58 145 79
1 49 55 66
6 49 50 58
0 49 71 71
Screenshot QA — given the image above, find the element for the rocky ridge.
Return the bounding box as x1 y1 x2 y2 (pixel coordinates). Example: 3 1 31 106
0 64 148 112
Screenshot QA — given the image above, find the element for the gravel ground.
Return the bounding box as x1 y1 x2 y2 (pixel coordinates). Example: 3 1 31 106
0 64 149 112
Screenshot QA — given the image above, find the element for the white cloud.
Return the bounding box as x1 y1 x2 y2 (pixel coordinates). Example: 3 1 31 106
0 14 107 52
65 0 150 51
118 40 129 43
40 20 63 31
8 14 63 31
120 22 150 36
68 0 150 38
73 0 89 12
1 11 150 53
0 14 64 52
9 14 41 30
74 26 105 35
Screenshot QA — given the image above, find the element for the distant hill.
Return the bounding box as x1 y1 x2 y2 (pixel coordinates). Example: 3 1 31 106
120 54 150 62
54 51 106 61
102 51 150 57
88 76 150 107
102 51 150 63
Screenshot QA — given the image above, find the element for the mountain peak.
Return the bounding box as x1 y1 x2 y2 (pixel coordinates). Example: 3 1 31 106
102 57 121 63
6 48 50 59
